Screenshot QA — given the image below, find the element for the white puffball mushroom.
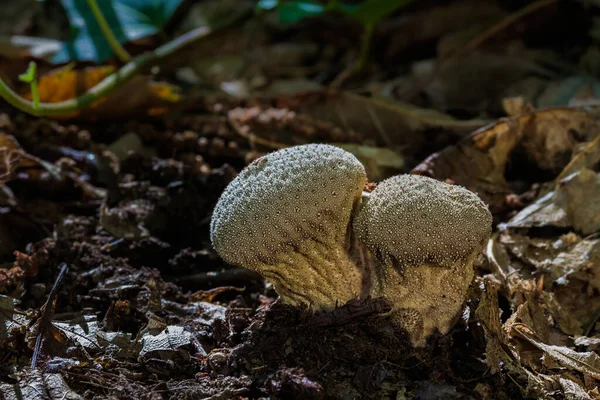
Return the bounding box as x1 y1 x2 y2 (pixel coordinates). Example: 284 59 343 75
353 174 492 346
210 144 368 310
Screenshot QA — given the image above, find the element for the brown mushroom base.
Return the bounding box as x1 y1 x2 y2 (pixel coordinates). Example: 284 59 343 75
371 250 480 347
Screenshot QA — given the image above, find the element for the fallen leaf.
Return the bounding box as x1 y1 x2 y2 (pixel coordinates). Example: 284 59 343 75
0 369 81 400
0 134 59 184
412 106 600 213
137 325 192 362
559 377 594 400
513 324 600 380
54 315 101 352
0 294 29 350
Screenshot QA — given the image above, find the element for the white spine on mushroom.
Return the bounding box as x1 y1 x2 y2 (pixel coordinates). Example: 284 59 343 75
210 144 367 310
353 174 492 346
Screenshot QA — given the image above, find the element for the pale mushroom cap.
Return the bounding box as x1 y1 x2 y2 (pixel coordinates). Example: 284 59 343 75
354 174 492 269
210 143 367 271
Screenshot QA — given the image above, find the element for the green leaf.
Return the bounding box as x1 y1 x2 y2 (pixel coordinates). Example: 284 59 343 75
53 0 183 63
278 1 326 25
350 0 414 26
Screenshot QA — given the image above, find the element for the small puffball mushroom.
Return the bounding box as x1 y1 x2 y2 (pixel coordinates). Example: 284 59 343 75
353 174 492 346
210 144 368 310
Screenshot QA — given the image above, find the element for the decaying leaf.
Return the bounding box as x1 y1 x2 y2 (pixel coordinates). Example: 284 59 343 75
474 109 600 398
559 377 594 400
137 325 193 362
0 134 58 184
513 324 600 380
0 369 81 400
0 294 29 350
504 136 600 234
412 106 600 212
54 315 101 352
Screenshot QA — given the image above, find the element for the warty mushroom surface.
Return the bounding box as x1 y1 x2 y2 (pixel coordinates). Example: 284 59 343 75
210 144 369 310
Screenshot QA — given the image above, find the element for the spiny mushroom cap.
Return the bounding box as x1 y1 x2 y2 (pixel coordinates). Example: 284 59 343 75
210 144 367 308
354 174 492 269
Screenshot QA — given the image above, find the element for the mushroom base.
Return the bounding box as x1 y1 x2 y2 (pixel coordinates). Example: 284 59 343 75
258 240 366 311
371 250 479 347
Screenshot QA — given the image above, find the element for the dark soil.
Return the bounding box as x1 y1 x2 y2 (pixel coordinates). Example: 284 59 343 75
0 110 521 399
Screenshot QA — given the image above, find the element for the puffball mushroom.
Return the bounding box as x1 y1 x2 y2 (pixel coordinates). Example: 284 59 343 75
354 174 492 346
210 144 368 310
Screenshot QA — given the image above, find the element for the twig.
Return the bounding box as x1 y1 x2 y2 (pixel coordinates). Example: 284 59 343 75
31 262 69 368
86 0 131 62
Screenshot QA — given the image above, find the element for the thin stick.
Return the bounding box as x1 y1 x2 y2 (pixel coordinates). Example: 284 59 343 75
31 262 69 368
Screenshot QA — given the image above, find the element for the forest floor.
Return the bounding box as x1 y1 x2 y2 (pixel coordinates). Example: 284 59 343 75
1 1 600 399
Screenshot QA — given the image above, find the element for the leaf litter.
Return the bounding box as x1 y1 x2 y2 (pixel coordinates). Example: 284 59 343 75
1 0 600 399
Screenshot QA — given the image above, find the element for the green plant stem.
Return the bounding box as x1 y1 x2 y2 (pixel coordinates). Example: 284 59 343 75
355 23 373 72
87 0 131 62
30 80 39 110
0 26 211 117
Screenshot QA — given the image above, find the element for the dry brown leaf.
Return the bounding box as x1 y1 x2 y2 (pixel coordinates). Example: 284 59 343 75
505 168 600 234
513 324 600 380
474 279 517 374
412 106 600 212
559 377 594 400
